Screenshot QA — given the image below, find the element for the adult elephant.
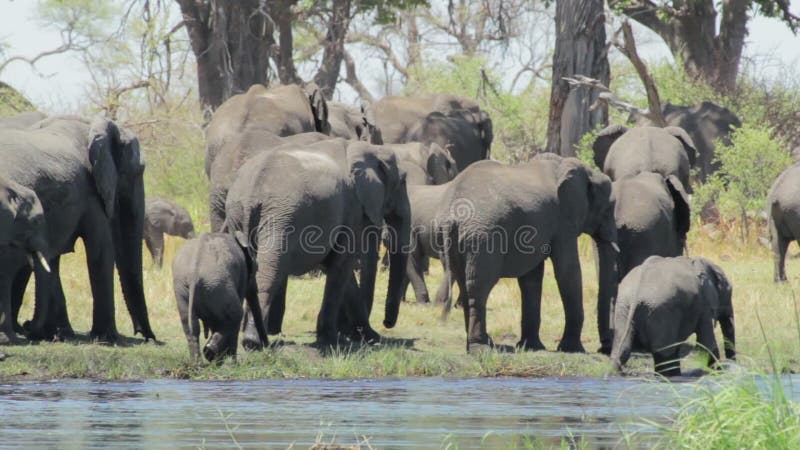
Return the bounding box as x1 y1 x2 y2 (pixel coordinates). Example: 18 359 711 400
0 116 153 343
204 83 331 177
387 142 458 186
224 139 410 348
369 94 492 170
327 102 382 143
209 130 332 232
435 156 618 353
635 102 741 182
0 177 50 344
767 162 800 282
613 172 691 280
593 125 697 191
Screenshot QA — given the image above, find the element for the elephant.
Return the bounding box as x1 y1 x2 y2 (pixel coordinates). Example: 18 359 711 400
388 142 458 186
435 155 618 353
369 94 492 170
223 139 411 348
613 172 691 280
0 115 153 343
610 256 735 377
208 130 332 232
0 111 47 129
592 125 697 192
634 102 741 182
327 101 382 143
172 232 268 361
0 176 50 344
144 196 196 268
767 162 800 282
204 83 331 177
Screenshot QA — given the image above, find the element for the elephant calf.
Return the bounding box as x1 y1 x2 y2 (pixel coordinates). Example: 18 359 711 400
144 197 195 268
767 162 800 282
611 256 735 377
172 233 266 361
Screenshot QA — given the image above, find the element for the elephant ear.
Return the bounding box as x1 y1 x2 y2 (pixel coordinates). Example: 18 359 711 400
351 148 389 227
556 158 591 235
593 124 628 170
305 82 330 134
693 258 732 318
479 110 493 159
665 175 691 239
88 119 120 218
664 126 697 167
360 101 383 145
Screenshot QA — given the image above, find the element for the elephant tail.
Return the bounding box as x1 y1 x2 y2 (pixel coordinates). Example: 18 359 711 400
609 302 638 373
439 220 458 321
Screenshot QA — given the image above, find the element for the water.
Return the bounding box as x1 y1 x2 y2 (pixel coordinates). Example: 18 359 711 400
0 376 795 449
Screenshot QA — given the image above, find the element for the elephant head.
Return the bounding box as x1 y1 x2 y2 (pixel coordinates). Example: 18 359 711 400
348 143 411 329
0 177 49 270
555 157 619 352
422 143 459 184
664 175 691 252
693 258 735 361
477 110 493 158
88 119 154 340
303 82 331 135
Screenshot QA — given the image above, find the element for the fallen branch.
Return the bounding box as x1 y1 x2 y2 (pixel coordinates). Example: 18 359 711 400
612 20 665 126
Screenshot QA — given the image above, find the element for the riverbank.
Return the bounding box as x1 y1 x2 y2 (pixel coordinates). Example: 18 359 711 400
2 231 799 381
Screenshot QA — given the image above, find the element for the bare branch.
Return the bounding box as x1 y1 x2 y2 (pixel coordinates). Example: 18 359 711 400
342 49 374 102
0 24 77 74
612 21 665 126
347 32 408 77
563 75 660 122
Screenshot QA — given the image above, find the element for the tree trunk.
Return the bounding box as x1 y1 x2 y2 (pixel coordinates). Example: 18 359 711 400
545 0 609 156
176 0 274 109
275 0 302 85
313 0 352 99
611 0 751 93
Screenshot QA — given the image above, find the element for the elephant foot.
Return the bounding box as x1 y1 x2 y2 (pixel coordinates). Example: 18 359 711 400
597 345 612 356
241 333 265 352
775 276 788 283
0 330 21 346
556 339 586 353
90 328 119 345
12 321 24 334
516 338 546 352
22 321 56 342
57 324 75 340
467 335 494 354
348 325 381 344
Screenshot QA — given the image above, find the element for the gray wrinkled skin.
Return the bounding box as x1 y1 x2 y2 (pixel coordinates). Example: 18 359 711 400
144 196 195 268
767 162 800 282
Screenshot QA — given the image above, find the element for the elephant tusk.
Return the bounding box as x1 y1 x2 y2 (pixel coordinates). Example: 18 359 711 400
35 251 51 273
611 242 621 253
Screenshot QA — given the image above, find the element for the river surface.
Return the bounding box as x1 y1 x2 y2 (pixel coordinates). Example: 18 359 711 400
1 376 797 449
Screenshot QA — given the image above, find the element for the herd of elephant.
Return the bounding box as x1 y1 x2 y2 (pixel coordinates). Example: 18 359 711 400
1 82 797 377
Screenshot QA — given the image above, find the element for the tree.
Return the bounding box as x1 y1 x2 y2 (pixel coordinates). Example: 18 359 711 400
610 0 800 93
545 0 609 156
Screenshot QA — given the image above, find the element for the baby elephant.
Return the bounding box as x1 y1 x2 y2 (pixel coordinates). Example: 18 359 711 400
611 256 735 377
145 196 195 267
172 233 267 361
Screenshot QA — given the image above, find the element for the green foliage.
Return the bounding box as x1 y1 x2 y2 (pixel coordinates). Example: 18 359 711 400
0 82 35 116
692 124 792 221
406 55 549 162
575 125 602 170
357 0 429 24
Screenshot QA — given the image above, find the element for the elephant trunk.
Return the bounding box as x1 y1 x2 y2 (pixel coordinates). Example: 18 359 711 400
593 209 619 355
114 181 155 341
720 314 736 360
383 211 410 329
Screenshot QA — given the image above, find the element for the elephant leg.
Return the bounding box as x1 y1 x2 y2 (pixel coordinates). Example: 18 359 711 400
11 266 31 334
317 251 356 347
0 276 19 345
550 238 585 353
406 251 430 303
82 215 119 343
242 270 283 351
653 350 681 377
266 277 287 335
47 258 74 340
150 232 165 268
341 273 381 343
771 220 790 282
176 287 200 360
695 315 721 369
433 275 454 305
463 257 494 352
22 263 55 341
517 262 546 351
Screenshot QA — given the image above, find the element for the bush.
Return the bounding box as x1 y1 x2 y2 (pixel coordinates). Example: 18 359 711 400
692 124 792 237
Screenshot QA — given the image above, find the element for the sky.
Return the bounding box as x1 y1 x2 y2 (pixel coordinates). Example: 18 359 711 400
1 0 799 112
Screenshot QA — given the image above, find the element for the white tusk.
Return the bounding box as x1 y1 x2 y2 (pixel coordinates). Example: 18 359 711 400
36 251 51 273
611 242 621 253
